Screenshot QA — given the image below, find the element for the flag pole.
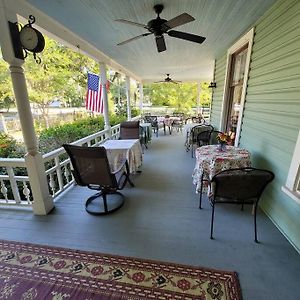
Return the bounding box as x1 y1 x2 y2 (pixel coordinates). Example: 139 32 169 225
100 62 111 135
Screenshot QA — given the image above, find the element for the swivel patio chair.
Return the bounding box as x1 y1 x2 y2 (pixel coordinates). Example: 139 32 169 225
208 167 274 242
119 120 140 139
119 120 145 147
190 124 214 157
63 144 134 216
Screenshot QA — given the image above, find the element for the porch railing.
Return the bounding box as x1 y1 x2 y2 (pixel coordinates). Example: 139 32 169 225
0 124 121 208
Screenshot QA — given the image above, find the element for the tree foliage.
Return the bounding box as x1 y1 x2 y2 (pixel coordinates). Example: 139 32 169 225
144 81 211 112
24 37 98 119
0 58 15 111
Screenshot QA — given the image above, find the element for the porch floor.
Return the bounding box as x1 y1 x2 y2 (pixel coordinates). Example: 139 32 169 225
1 130 299 299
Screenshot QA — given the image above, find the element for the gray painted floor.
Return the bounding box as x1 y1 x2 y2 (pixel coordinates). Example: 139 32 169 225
1 130 299 300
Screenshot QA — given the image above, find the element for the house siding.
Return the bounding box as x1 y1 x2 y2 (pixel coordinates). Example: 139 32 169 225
211 0 300 250
210 54 227 129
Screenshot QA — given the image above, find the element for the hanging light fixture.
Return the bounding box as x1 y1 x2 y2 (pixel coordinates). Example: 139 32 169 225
208 81 217 88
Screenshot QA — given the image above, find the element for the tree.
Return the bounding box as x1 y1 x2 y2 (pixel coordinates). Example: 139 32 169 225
144 81 211 112
0 59 15 111
24 37 98 127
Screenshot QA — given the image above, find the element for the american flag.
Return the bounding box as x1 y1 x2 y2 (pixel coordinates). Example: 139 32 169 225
85 73 103 113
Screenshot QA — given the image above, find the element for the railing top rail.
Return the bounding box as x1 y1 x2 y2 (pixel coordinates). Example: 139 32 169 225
0 158 26 167
42 124 121 160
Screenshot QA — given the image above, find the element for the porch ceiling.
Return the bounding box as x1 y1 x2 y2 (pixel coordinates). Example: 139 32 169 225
11 0 277 82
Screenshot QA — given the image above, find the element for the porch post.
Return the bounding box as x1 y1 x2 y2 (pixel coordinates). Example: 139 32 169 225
0 3 54 215
125 75 131 120
197 82 201 115
139 82 144 113
100 62 111 135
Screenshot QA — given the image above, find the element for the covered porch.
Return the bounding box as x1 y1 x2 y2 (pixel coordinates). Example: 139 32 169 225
1 132 299 299
0 0 299 298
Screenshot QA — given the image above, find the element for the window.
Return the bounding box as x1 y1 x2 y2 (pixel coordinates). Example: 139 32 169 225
282 130 300 204
220 28 254 146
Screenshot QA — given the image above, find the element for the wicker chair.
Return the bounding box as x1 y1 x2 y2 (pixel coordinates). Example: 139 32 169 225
208 167 274 242
63 144 134 215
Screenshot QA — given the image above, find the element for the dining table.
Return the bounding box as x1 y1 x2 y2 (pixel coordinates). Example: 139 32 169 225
157 116 182 135
192 144 251 194
101 139 143 174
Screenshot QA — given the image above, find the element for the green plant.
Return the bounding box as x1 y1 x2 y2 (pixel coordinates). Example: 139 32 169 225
0 133 25 158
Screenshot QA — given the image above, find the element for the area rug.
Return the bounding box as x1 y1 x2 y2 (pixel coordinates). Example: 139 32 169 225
0 240 242 300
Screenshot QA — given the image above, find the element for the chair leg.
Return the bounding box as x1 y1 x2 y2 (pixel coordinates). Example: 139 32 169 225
254 203 259 243
210 203 215 239
103 193 108 212
85 191 125 215
199 173 204 209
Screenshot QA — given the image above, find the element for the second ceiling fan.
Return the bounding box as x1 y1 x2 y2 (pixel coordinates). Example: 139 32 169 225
155 74 181 84
116 4 206 53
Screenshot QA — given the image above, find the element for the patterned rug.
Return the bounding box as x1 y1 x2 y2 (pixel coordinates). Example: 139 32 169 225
0 240 242 300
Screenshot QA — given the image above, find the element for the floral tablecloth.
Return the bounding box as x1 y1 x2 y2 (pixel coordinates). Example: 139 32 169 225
192 145 251 193
101 139 143 173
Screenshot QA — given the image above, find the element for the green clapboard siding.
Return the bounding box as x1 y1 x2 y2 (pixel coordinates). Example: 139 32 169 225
211 0 300 250
210 54 227 130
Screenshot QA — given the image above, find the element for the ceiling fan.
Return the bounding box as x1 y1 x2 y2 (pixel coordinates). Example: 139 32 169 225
115 4 206 53
155 74 181 84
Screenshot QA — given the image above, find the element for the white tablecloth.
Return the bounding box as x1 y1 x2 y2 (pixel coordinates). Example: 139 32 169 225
101 139 143 173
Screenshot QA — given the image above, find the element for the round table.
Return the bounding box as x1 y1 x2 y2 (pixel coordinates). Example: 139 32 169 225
192 145 251 193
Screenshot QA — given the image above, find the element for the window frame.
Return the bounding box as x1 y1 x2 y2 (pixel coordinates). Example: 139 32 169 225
282 130 300 204
219 28 254 146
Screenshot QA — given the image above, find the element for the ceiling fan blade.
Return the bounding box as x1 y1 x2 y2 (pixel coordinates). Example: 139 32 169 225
115 19 147 28
168 30 206 44
156 35 166 52
117 33 152 46
162 13 195 31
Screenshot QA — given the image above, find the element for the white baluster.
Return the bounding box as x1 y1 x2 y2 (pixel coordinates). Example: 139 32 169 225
54 156 63 191
64 166 70 182
49 173 56 195
0 179 8 202
6 166 21 204
22 180 31 204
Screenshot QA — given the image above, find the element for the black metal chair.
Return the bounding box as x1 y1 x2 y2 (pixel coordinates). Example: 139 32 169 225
196 130 212 147
208 167 274 242
144 116 159 137
190 124 214 157
63 144 134 215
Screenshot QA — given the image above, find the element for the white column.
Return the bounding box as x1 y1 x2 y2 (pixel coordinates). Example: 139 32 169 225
0 2 53 215
125 75 131 120
139 82 144 112
100 62 111 134
197 82 201 114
